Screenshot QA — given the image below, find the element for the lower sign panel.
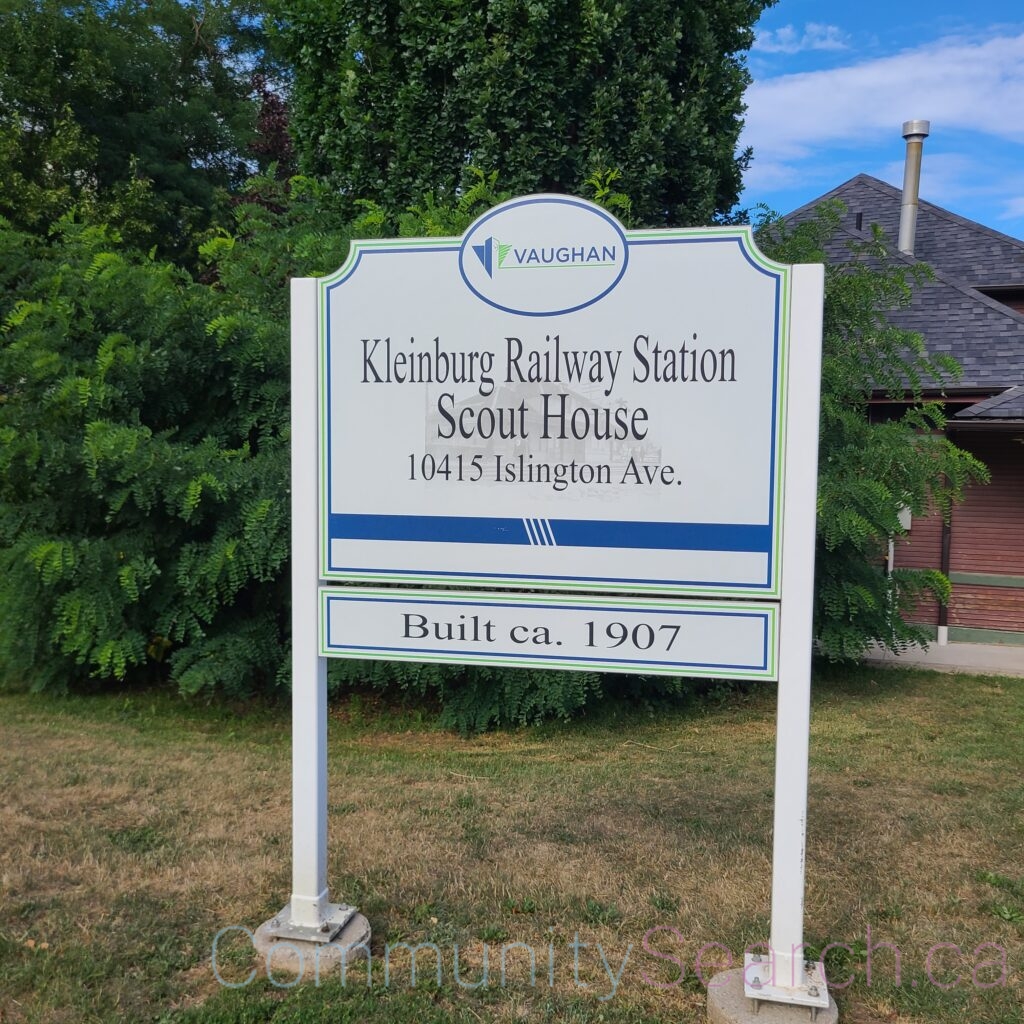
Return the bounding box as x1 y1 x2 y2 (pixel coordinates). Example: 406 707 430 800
320 588 778 680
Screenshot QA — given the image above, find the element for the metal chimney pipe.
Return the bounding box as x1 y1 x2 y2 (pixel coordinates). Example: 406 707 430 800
898 119 930 255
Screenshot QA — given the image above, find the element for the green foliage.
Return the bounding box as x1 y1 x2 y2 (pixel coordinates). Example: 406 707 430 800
0 177 353 696
0 174 592 728
0 167 628 726
756 202 989 660
0 0 273 258
352 168 511 239
329 659 603 735
583 168 633 222
269 0 774 227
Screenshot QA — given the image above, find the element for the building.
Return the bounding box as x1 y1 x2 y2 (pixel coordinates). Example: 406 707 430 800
786 156 1024 651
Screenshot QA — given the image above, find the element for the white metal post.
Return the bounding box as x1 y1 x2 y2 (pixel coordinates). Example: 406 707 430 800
289 277 329 928
264 277 355 943
745 263 828 1010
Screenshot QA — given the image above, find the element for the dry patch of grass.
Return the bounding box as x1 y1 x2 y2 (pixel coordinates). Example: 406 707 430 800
1 666 1021 1023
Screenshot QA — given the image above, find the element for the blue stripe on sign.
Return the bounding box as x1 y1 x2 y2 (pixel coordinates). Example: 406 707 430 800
553 519 770 552
328 514 771 553
331 513 530 545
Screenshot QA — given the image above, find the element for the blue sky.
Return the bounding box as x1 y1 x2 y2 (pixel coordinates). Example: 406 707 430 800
739 1 1024 239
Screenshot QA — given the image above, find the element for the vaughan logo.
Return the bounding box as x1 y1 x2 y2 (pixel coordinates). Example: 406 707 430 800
459 196 629 316
471 236 618 278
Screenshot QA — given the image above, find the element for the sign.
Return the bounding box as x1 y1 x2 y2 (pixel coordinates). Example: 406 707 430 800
320 195 790 597
273 193 829 1014
320 587 778 679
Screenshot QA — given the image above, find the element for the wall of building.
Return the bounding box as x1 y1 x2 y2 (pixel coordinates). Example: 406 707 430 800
893 430 1024 641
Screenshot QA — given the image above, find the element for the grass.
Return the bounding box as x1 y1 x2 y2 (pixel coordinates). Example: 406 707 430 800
0 664 1021 1023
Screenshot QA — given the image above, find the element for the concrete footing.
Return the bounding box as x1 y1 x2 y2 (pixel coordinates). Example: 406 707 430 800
253 912 372 983
708 968 838 1024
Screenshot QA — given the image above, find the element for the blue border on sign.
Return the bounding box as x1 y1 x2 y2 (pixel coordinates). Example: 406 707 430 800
323 593 772 673
323 232 782 590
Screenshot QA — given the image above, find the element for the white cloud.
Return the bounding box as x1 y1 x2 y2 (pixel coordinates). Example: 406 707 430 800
737 158 804 192
740 31 1024 236
1001 196 1024 220
743 32 1024 160
754 22 849 54
740 155 866 197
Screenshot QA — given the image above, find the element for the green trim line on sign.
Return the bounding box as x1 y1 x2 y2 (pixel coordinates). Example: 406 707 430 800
949 571 1024 589
771 266 792 600
319 650 774 678
499 262 618 270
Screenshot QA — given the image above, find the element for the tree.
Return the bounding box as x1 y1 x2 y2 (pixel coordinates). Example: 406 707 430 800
0 0 273 258
269 0 774 226
0 176 353 696
757 204 988 660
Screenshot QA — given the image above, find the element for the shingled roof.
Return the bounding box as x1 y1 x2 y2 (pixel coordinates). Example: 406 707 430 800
955 384 1024 422
788 174 1024 288
784 174 1024 410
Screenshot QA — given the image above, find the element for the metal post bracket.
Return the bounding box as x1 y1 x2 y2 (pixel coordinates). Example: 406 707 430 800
743 952 831 1010
266 900 357 944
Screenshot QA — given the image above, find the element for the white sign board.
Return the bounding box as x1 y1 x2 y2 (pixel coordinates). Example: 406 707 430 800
320 587 778 679
320 196 790 597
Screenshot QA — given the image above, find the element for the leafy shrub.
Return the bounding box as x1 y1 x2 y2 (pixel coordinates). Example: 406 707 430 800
0 180 352 695
756 203 988 659
0 172 614 729
328 660 603 736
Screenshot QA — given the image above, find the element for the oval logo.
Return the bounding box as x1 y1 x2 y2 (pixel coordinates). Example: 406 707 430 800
458 195 629 317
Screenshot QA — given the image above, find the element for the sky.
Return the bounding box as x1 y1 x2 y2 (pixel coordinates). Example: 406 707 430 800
739 0 1024 239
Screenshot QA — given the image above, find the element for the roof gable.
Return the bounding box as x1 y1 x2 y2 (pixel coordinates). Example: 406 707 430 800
784 174 1024 395
785 174 1024 289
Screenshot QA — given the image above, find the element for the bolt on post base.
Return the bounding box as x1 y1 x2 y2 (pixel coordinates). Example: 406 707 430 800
743 954 832 1018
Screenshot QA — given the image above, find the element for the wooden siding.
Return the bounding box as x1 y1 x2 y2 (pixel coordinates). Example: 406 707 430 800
949 585 1024 631
893 500 942 624
893 501 943 569
899 591 940 626
894 432 1024 631
948 433 1024 576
